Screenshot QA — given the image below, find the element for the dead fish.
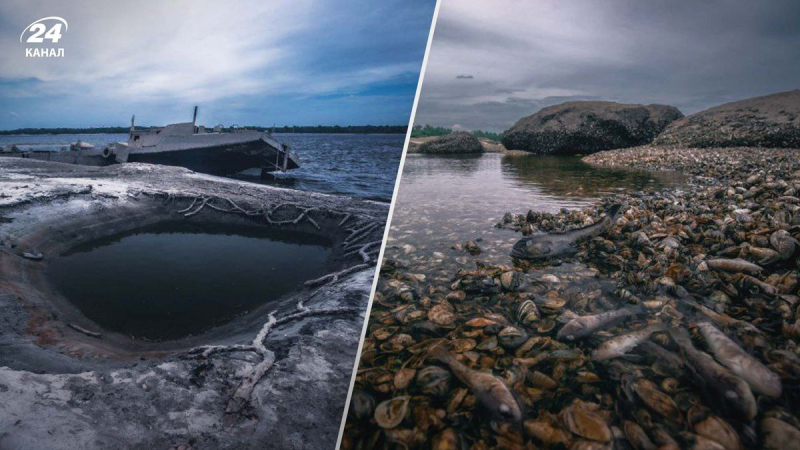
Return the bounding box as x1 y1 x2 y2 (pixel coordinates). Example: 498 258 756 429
430 348 521 422
669 327 757 421
682 298 762 336
557 306 643 341
636 341 685 374
741 244 781 266
592 323 665 361
707 258 763 275
510 204 622 260
696 322 782 398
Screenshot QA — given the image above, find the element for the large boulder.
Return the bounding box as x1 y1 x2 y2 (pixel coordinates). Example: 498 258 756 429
417 132 485 154
654 90 800 148
501 101 683 155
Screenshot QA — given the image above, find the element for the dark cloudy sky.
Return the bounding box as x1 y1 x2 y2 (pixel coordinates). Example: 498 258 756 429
0 0 435 129
415 0 800 132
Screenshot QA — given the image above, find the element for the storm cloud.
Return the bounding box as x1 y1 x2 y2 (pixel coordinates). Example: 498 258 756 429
415 0 800 131
0 0 435 129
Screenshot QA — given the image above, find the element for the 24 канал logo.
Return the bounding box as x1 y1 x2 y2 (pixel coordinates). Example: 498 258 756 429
20 17 68 58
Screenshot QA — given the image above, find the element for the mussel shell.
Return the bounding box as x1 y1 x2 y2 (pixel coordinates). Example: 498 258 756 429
466 317 498 328
536 318 556 333
373 326 399 341
449 338 476 353
415 366 452 397
498 326 529 349
623 420 656 450
517 299 540 326
500 271 527 292
429 303 457 326
761 417 800 450
633 382 682 422
374 396 410 429
393 368 416 390
380 333 415 352
694 416 742 450
561 406 612 442
348 388 376 421
771 229 797 260
524 420 573 446
528 370 558 390
484 323 505 335
476 336 498 351
432 428 460 450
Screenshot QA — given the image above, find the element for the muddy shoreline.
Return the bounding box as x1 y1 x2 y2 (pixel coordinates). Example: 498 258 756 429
0 158 387 449
343 145 800 449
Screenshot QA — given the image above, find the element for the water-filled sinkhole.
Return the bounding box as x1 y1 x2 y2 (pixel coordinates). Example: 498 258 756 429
47 222 332 341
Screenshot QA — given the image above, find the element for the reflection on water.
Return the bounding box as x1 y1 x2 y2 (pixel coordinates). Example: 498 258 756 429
48 222 331 341
501 154 684 199
386 153 686 278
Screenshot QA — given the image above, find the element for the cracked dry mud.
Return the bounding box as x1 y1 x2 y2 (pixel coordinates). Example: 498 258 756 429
0 158 388 449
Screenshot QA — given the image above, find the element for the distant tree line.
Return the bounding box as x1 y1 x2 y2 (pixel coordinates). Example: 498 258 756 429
411 124 501 140
0 127 140 135
0 125 408 135
257 125 407 134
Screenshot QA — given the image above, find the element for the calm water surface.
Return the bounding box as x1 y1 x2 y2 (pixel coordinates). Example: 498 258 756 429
0 133 403 201
385 153 687 277
47 222 331 341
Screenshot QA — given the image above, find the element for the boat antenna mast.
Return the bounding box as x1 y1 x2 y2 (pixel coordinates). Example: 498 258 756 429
192 106 198 132
129 115 135 138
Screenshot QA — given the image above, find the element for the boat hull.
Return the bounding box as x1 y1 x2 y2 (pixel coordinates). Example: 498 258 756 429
127 138 297 175
1 136 298 176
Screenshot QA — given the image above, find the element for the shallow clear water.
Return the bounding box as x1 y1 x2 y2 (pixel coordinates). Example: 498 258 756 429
0 133 403 201
385 153 687 277
47 222 331 341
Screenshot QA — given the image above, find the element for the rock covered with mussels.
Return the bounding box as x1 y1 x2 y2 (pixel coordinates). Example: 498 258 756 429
654 90 800 149
501 101 683 155
416 131 485 155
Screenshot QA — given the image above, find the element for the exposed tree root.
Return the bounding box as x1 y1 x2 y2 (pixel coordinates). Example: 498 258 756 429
154 191 381 424
304 263 371 287
190 304 362 426
162 193 385 290
343 221 379 248
343 240 382 262
68 323 103 338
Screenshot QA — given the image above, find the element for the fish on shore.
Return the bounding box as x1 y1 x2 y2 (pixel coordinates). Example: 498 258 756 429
707 258 763 275
669 327 757 421
696 321 782 398
510 204 623 260
678 294 763 335
557 305 643 341
592 322 665 361
430 347 522 422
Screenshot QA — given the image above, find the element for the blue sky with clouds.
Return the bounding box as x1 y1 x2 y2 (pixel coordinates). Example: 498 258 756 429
0 0 435 129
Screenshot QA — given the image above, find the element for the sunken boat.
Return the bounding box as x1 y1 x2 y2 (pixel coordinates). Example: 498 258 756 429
0 107 299 176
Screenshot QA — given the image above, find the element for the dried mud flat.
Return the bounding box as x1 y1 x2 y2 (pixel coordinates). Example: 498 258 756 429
0 158 388 449
343 146 800 450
